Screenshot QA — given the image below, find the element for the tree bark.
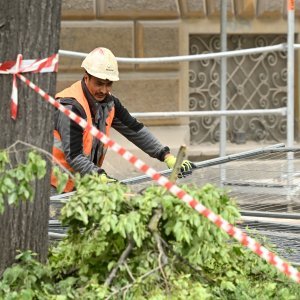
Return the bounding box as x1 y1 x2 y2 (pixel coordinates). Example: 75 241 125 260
0 0 62 274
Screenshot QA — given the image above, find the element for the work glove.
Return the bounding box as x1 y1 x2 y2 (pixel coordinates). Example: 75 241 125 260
98 170 118 184
164 155 196 178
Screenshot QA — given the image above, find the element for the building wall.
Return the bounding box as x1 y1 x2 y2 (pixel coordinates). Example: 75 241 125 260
58 0 300 170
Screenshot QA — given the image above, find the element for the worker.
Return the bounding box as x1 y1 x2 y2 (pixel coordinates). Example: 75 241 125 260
51 47 196 193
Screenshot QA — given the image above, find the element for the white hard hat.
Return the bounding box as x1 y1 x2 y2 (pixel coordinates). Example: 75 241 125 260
81 47 119 81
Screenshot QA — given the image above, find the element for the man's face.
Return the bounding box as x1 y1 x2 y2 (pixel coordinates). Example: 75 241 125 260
84 74 113 101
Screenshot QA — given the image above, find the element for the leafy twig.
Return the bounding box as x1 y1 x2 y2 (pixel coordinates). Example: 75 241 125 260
105 264 167 300
148 207 168 265
105 237 135 287
124 262 135 282
148 207 169 292
5 140 74 178
159 237 213 284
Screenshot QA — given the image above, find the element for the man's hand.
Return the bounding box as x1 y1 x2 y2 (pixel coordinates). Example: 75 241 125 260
164 155 196 178
98 170 118 184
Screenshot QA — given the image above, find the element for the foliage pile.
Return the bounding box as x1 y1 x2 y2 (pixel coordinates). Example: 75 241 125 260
0 170 300 299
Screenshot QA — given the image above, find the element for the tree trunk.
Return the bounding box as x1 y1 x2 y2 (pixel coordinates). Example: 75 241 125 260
0 0 62 274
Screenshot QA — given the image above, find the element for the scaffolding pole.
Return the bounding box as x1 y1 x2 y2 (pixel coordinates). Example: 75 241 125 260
220 0 227 187
287 0 295 211
287 0 295 148
59 44 286 63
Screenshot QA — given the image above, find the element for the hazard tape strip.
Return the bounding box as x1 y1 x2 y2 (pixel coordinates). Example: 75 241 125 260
288 0 295 11
16 73 300 283
0 54 58 119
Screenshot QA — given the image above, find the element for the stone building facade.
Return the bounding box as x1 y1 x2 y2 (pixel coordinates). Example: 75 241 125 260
58 0 300 175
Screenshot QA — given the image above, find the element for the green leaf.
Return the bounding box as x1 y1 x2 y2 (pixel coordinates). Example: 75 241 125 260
53 167 69 194
7 193 17 205
0 151 9 170
75 206 88 225
221 280 236 292
3 177 15 190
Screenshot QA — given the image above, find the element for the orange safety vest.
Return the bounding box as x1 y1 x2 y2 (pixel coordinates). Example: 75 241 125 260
51 81 115 192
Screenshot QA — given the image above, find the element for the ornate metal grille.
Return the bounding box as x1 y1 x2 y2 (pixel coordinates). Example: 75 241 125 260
189 34 287 145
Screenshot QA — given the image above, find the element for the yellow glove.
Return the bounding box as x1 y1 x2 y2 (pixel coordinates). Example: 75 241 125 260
99 173 118 184
164 155 196 178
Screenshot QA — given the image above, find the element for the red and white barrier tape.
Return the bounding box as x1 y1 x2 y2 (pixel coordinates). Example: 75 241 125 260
0 54 58 119
288 0 295 11
16 72 300 283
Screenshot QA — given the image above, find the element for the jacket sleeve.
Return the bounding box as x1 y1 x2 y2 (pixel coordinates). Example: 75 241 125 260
111 96 170 161
55 99 101 175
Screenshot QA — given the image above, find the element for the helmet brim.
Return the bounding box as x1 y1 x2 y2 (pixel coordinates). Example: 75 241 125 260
83 68 119 81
